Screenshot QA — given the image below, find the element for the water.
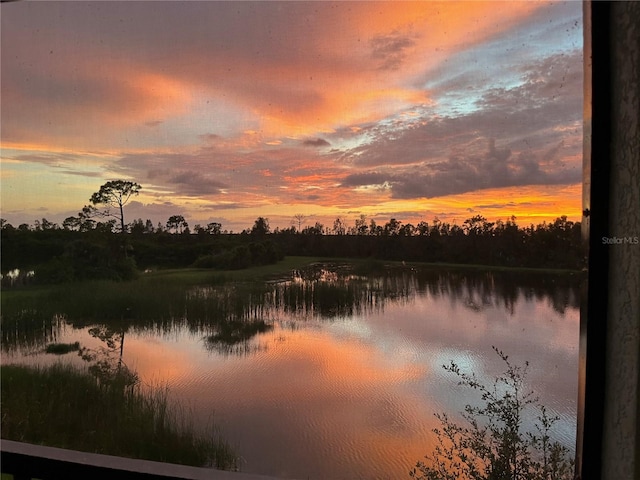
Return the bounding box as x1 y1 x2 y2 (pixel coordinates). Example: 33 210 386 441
1 265 581 479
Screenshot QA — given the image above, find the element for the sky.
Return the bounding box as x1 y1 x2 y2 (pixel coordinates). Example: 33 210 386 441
1 1 583 233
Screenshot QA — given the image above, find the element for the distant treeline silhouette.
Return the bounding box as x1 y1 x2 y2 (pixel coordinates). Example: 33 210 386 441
1 214 584 284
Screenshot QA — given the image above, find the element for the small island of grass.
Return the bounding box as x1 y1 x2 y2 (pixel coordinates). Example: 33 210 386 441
45 341 80 355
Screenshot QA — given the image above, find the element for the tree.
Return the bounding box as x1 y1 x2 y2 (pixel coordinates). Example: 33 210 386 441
206 222 222 235
251 217 270 236
34 218 57 231
302 222 324 235
463 215 494 236
129 218 153 235
62 216 81 231
369 219 383 236
292 214 307 232
410 347 574 480
416 221 430 236
166 215 189 234
383 218 402 236
354 214 369 235
90 180 141 233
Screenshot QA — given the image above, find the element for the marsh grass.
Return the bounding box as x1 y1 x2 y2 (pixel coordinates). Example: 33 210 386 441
1 257 326 323
0 363 238 470
45 341 80 355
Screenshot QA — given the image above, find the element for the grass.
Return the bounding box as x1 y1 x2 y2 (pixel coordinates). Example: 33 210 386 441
2 255 580 326
144 256 326 283
1 255 581 354
0 363 238 470
45 341 80 355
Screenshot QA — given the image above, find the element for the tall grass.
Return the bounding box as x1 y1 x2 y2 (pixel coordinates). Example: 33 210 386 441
0 364 238 470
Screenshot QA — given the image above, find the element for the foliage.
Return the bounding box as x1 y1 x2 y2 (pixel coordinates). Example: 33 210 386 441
166 215 189 234
250 217 270 236
193 240 283 270
410 347 574 480
1 213 584 278
90 180 141 233
34 238 138 283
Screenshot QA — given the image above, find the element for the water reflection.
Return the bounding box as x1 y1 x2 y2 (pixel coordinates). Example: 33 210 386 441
1 265 581 356
0 264 581 479
271 265 581 321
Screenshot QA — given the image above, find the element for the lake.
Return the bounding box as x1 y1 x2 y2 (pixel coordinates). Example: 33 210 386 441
0 264 581 479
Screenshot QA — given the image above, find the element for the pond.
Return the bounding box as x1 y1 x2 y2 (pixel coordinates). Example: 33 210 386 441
1 264 581 480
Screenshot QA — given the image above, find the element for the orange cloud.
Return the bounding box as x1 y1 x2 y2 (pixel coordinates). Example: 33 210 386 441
157 2 547 139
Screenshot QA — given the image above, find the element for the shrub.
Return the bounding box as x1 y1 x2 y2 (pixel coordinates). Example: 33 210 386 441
410 347 574 480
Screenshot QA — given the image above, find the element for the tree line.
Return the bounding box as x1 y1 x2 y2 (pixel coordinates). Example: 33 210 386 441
1 180 585 284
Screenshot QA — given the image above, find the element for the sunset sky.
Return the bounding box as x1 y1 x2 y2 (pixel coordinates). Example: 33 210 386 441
1 1 583 232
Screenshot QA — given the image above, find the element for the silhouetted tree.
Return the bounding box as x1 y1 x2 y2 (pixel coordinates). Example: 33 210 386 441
369 219 383 236
166 215 189 234
354 214 369 235
34 218 57 231
292 214 307 232
206 222 222 235
383 218 402 236
332 217 346 235
251 217 270 237
90 180 141 233
303 222 324 235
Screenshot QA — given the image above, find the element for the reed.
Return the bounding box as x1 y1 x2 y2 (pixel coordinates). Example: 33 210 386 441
0 363 238 470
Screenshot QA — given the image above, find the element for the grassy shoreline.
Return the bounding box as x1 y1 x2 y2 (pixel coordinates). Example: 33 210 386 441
1 255 583 298
1 256 583 319
144 255 584 282
0 363 238 470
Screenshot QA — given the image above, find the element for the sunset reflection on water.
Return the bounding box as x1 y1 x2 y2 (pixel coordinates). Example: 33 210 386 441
1 268 580 479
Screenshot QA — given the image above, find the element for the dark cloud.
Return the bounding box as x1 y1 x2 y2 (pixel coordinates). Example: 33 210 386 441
8 153 102 178
12 153 70 166
341 138 581 199
141 170 228 197
57 170 103 178
302 138 331 147
341 172 388 188
370 31 416 70
197 202 253 211
165 171 228 196
475 202 517 209
334 47 583 189
200 133 221 143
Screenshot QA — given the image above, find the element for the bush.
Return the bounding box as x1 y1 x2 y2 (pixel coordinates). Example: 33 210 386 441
410 347 574 480
35 257 75 284
113 255 139 281
193 241 282 270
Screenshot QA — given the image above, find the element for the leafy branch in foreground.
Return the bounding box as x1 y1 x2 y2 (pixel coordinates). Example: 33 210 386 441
410 347 574 480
